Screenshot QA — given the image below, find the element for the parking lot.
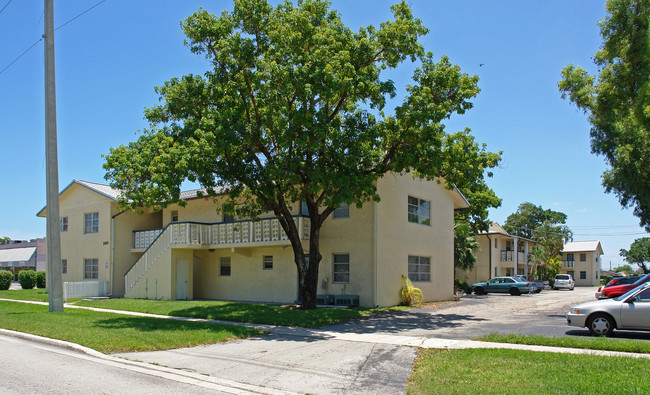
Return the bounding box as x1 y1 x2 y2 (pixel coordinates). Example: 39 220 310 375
322 285 650 341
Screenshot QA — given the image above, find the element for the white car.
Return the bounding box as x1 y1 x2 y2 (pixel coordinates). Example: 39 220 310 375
553 274 574 290
567 282 650 336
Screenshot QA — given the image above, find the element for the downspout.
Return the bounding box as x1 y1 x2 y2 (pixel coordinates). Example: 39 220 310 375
111 210 126 297
373 201 378 307
486 234 492 280
111 217 115 296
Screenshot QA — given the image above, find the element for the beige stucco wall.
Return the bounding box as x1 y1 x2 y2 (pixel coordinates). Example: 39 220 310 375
375 174 456 306
111 207 162 297
561 251 601 286
57 184 113 289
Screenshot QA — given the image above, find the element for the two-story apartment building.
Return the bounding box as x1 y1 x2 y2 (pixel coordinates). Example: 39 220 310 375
559 240 603 286
456 223 536 285
38 173 469 307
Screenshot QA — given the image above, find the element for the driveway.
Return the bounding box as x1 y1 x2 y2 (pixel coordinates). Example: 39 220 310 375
115 287 607 394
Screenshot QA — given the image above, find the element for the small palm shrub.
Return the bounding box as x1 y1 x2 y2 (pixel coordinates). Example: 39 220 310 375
18 270 37 289
399 274 423 306
0 271 12 290
36 271 46 288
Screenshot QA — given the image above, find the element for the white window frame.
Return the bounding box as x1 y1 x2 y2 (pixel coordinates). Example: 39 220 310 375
332 253 350 283
408 255 431 282
171 210 179 222
333 203 349 219
84 212 99 234
263 255 273 270
220 257 231 276
60 217 68 232
407 196 430 225
84 258 98 279
580 253 587 262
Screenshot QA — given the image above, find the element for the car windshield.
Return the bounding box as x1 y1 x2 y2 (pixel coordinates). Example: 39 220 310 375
615 284 650 301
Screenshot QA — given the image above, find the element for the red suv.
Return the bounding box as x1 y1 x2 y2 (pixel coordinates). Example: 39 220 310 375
600 273 650 298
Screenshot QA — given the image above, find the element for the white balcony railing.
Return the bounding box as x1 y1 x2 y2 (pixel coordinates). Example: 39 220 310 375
500 250 527 263
564 260 575 268
133 216 309 250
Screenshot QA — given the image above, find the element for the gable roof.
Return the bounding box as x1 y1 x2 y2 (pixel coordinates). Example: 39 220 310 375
562 240 604 255
478 222 536 244
37 179 121 217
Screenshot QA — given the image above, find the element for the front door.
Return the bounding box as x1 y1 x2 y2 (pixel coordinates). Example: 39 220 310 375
176 259 188 300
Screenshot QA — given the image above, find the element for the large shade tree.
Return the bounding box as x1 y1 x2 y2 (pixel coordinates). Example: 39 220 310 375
104 0 501 309
503 202 571 240
559 0 650 231
620 237 650 273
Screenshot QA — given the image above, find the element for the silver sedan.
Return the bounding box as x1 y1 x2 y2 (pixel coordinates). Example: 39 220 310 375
567 282 650 336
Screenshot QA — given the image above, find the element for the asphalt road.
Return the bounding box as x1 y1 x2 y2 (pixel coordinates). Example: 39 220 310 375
0 334 278 395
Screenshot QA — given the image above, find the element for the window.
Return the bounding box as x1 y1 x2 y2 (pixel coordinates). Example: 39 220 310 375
84 258 98 279
566 253 574 261
60 217 68 232
223 212 234 223
61 259 67 274
171 210 178 222
494 239 498 248
263 255 273 270
580 253 587 262
220 257 231 276
333 203 349 218
333 253 350 283
408 255 430 282
567 271 574 279
506 268 513 276
301 201 309 216
580 271 587 280
84 212 99 234
408 196 430 225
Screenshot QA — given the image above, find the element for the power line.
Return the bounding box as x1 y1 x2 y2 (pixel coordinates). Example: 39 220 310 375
0 0 106 76
0 0 13 16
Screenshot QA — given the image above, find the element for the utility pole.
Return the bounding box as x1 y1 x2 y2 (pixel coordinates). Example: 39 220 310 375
44 0 64 312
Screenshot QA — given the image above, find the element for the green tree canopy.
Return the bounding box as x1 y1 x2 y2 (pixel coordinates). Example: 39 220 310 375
453 221 480 272
104 0 501 309
503 202 570 240
613 264 636 276
620 237 650 273
559 0 650 231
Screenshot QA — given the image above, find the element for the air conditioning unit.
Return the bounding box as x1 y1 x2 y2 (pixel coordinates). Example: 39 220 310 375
334 295 359 307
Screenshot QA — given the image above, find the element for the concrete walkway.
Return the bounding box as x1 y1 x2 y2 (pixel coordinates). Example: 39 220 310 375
2 297 649 360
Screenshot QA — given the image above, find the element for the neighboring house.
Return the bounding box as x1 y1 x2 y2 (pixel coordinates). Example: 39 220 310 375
0 238 47 281
456 223 536 285
559 240 603 286
37 174 469 307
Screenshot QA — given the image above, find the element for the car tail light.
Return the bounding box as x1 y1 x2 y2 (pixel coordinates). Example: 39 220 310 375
597 286 602 292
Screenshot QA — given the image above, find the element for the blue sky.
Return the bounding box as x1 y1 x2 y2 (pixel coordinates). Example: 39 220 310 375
0 0 647 269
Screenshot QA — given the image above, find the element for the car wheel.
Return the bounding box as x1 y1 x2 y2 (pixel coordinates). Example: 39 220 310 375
587 313 615 336
553 287 557 290
509 287 521 296
474 287 485 295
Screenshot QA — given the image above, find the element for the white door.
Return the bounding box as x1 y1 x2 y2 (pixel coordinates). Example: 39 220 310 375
176 259 187 300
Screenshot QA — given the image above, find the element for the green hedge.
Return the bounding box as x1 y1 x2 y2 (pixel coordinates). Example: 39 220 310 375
0 271 12 290
36 271 46 288
18 270 37 289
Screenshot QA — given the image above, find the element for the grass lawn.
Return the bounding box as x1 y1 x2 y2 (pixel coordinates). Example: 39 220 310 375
0 300 263 353
75 298 407 327
477 333 650 354
408 348 650 394
0 288 54 302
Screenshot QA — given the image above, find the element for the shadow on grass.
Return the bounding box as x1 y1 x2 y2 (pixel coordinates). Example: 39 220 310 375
566 329 650 341
92 315 261 336
166 303 371 328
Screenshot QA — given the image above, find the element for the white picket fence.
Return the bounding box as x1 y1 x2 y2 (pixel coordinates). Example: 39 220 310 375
64 281 108 299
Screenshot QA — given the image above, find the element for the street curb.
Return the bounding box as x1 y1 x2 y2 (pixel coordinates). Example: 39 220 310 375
0 328 295 395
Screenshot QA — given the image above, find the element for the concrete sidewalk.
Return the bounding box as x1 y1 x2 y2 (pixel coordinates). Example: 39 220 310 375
2 297 649 359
